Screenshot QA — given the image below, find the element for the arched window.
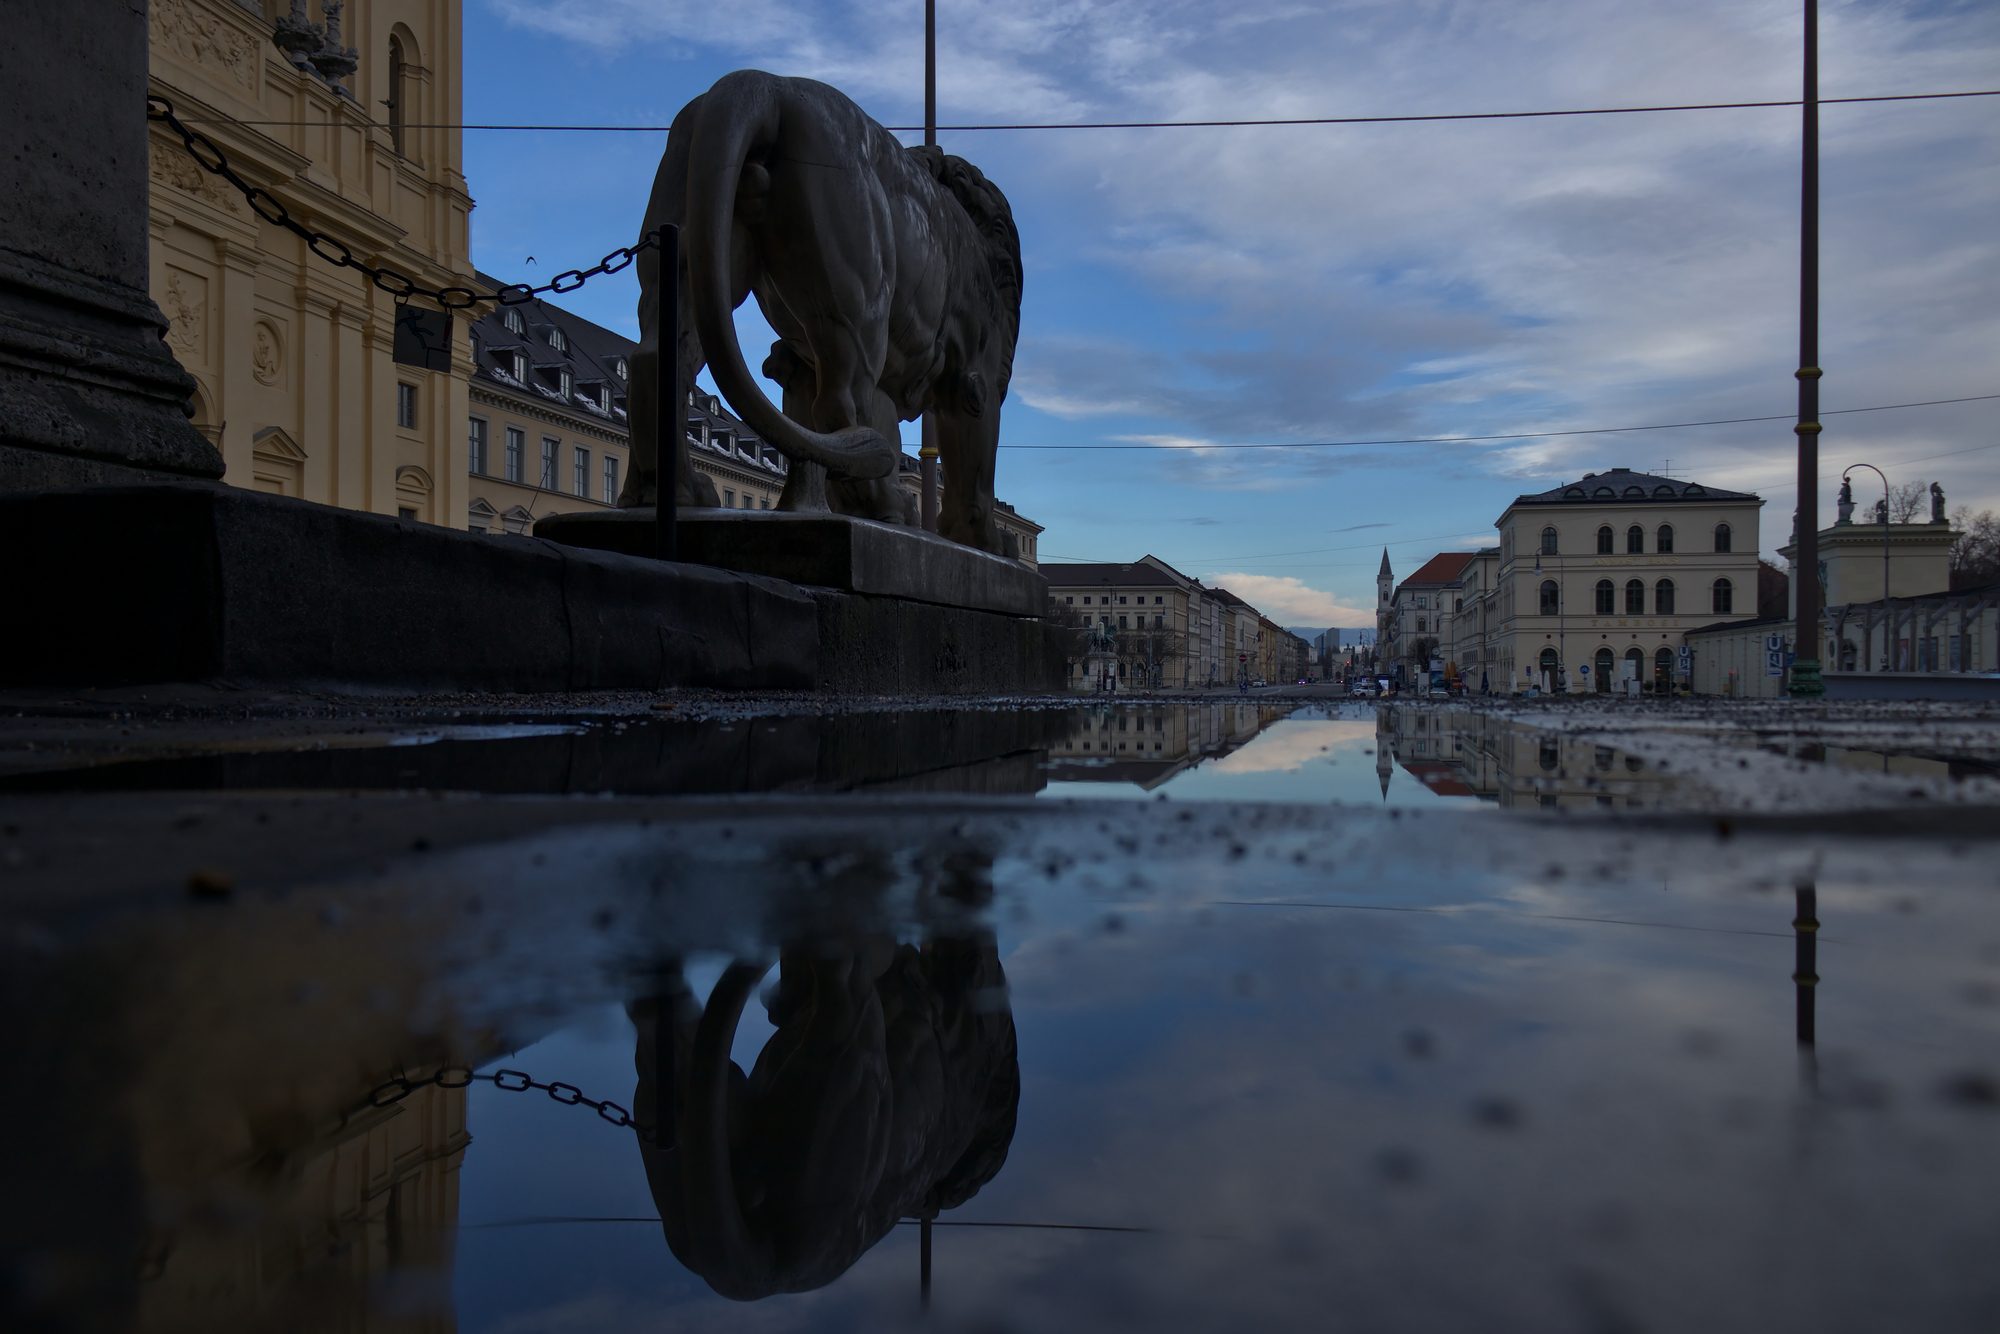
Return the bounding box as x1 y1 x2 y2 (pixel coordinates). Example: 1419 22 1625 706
504 309 524 335
1540 525 1559 555
1712 577 1733 614
1539 647 1560 683
1655 646 1675 687
1625 579 1644 615
1657 524 1674 553
1624 646 1645 682
1626 524 1644 554
1539 579 1560 615
1654 578 1675 615
1596 525 1614 554
1594 579 1614 614
1539 739 1560 771
1714 522 1732 553
387 34 407 156
1594 647 1614 692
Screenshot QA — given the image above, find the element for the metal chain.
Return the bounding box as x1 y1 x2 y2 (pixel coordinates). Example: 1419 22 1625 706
362 1065 653 1137
146 94 657 311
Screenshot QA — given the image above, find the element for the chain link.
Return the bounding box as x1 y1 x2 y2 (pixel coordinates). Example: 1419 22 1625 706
359 1065 653 1137
146 94 659 312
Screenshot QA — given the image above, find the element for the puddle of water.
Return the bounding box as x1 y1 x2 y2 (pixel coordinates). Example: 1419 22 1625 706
14 810 1996 1333
7 701 1991 817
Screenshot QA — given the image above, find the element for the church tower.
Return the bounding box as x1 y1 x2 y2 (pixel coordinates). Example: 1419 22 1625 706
1375 549 1394 676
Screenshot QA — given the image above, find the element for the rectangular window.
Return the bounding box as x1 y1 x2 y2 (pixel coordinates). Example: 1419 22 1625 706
1119 615 1129 629
603 456 619 504
1155 596 1164 605
1065 596 1074 604
724 488 735 507
573 446 589 497
397 383 418 429
540 438 558 489
504 427 524 482
467 417 488 475
761 498 770 509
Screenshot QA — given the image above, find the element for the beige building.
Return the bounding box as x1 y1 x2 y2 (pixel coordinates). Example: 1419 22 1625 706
1042 557 1294 690
148 0 478 525
1489 468 1763 693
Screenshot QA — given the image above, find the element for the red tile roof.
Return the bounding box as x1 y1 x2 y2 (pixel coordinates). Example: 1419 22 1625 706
1399 552 1480 587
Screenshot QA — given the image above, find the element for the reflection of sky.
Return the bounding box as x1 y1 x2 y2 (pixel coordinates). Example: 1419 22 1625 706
1044 716 1467 807
446 826 2000 1332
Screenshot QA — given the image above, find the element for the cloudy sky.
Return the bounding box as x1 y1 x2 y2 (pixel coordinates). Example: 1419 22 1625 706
464 0 1997 626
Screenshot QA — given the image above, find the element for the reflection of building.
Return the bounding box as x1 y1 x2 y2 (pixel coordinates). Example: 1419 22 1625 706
141 1081 468 1332
1374 706 1679 809
148 0 478 525
1047 702 1286 787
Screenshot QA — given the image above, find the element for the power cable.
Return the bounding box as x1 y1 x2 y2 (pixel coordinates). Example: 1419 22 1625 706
996 394 2000 452
187 88 2000 133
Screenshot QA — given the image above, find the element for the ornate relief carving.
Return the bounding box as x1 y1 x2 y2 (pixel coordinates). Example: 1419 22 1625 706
148 139 249 220
253 322 283 385
151 0 259 92
162 272 207 362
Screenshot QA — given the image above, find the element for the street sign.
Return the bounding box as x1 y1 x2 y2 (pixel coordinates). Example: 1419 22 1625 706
1678 645 1691 667
1237 654 1247 663
1578 664 1590 677
1765 634 1785 653
1766 651 1785 677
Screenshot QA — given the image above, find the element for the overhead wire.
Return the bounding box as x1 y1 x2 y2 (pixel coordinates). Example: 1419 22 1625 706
189 87 2000 133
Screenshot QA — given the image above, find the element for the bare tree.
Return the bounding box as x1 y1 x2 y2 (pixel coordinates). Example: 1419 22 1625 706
1885 479 1929 523
1950 505 2000 589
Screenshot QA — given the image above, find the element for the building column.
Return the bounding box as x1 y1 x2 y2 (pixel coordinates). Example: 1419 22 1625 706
0 2 223 490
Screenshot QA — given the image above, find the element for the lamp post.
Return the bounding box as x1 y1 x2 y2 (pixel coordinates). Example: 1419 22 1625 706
1842 464 1891 670
1788 0 1827 696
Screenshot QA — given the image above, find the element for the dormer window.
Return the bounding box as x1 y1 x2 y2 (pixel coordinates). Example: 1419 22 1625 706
558 369 572 396
615 359 628 381
548 327 566 352
509 351 526 380
599 385 611 411
504 310 524 335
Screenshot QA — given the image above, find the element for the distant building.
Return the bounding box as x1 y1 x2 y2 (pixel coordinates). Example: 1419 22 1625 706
1041 558 1286 690
1489 467 1763 693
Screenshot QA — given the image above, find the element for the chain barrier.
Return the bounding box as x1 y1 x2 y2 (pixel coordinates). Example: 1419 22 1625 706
146 94 657 311
360 1065 654 1138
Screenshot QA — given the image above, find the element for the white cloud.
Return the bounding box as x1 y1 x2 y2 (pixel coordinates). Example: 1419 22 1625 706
1201 573 1375 625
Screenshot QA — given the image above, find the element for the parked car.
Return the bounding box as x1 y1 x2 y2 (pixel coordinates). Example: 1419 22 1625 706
1349 680 1376 698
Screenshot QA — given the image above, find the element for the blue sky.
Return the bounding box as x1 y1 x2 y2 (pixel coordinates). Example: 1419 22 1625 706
462 0 1998 625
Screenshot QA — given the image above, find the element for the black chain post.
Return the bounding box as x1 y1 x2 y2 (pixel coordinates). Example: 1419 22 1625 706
656 224 680 560
147 95 654 313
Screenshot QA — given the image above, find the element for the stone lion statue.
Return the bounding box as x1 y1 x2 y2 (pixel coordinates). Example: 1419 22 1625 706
619 70 1025 555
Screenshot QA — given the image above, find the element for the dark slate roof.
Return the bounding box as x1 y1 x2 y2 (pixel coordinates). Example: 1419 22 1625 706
469 272 638 426
1512 467 1759 506
1041 562 1184 590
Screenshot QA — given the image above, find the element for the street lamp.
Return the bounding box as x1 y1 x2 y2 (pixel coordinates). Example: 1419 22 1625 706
1842 463 1891 670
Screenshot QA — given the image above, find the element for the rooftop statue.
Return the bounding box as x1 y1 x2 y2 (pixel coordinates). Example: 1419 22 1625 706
621 71 1024 555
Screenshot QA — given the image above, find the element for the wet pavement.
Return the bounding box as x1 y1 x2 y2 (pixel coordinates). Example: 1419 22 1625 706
3 691 1999 1332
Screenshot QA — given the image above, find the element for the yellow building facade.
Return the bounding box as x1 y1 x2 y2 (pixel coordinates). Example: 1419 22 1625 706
148 0 477 525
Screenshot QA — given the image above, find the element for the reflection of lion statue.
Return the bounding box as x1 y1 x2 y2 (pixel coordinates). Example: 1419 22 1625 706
619 70 1024 555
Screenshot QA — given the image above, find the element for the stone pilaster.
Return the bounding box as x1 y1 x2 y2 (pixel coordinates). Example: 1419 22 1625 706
0 1 224 490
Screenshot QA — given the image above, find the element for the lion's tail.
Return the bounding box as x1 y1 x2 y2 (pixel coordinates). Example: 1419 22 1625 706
685 71 897 482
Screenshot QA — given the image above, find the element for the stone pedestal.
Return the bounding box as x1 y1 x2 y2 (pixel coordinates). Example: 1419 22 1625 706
0 2 224 490
535 508 1048 617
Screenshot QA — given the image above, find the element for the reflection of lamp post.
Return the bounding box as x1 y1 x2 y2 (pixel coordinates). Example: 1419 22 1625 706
1842 464 1891 670
1793 882 1819 1091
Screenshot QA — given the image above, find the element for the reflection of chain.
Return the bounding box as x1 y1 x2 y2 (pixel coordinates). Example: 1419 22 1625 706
146 95 660 311
363 1066 650 1136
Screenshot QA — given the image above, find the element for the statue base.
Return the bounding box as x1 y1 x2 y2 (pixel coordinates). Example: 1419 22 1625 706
534 508 1047 619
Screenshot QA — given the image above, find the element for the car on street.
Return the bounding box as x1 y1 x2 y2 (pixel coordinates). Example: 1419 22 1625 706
1349 680 1376 698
